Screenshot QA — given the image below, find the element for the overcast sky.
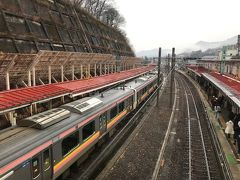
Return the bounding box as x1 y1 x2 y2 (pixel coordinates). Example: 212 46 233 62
116 0 240 53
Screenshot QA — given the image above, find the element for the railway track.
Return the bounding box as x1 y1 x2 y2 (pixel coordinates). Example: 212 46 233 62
181 75 211 179
156 72 225 180
179 73 223 180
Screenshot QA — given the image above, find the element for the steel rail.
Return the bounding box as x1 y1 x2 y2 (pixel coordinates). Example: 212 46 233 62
181 71 233 180
182 76 211 180
178 75 192 179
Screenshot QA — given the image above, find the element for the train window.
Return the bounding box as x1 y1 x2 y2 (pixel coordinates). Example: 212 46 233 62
119 102 124 113
99 112 107 129
82 121 95 141
62 131 79 156
43 149 50 171
32 158 40 179
110 106 118 121
126 97 132 107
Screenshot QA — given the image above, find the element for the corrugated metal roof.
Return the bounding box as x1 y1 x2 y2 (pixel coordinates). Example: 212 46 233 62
188 66 240 107
0 67 154 113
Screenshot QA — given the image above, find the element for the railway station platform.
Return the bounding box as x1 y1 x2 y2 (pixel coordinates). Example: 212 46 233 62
0 66 154 114
187 66 240 179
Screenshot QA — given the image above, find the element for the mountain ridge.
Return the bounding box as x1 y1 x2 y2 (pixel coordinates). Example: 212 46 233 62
136 35 238 57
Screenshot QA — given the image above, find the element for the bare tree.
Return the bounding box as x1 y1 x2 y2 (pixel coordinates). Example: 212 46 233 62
70 0 125 28
102 6 125 28
71 0 85 7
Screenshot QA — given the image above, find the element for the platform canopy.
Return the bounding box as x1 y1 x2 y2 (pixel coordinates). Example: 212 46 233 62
187 66 240 108
0 66 154 114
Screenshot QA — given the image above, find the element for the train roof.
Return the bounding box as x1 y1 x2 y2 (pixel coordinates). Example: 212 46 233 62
0 73 157 167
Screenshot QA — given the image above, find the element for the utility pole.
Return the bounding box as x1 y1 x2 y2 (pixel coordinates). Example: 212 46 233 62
167 54 170 74
157 47 161 106
170 48 175 108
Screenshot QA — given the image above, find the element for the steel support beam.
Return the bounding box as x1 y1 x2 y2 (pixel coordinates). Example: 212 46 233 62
61 65 64 82
28 70 31 86
72 65 75 80
94 64 97 77
87 64 91 78
100 64 102 75
48 66 51 84
32 67 36 86
170 48 175 108
157 47 161 106
8 111 16 126
80 65 83 79
6 71 10 90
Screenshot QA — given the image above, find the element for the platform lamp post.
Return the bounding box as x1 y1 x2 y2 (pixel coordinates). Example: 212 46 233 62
157 47 161 106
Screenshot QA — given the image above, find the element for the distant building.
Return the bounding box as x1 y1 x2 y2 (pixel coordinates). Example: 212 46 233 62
201 56 218 60
218 44 238 60
196 35 240 77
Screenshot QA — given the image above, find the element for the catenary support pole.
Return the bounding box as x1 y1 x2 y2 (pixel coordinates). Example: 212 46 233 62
167 54 170 74
170 48 175 108
157 47 161 106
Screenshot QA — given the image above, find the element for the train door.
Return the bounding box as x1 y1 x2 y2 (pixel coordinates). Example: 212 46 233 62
99 112 107 135
42 148 52 180
31 155 42 180
31 148 52 180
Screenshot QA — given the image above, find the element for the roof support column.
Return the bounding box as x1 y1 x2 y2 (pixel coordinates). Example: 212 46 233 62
61 65 64 82
8 111 16 126
72 65 75 80
32 67 36 86
49 100 52 110
61 96 65 104
48 66 52 84
6 71 10 90
85 65 88 78
107 64 110 74
238 64 240 77
80 65 83 79
29 105 33 116
88 64 90 78
28 70 31 87
33 104 37 114
100 63 102 75
94 64 97 77
111 64 114 73
115 65 117 73
104 64 106 75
